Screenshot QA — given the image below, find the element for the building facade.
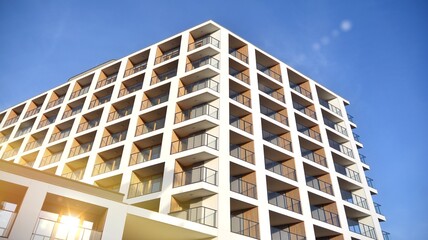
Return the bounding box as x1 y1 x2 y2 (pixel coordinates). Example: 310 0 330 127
0 21 388 239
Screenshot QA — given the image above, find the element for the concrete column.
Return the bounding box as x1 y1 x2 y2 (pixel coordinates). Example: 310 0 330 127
101 205 128 240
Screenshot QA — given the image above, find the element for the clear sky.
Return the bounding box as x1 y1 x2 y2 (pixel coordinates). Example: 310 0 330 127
1 1 427 239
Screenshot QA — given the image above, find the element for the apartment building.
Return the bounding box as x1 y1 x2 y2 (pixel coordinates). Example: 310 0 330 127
0 21 388 240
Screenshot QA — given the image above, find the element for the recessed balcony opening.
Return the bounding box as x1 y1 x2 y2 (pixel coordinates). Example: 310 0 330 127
68 132 96 158
300 138 327 167
0 127 13 144
292 94 317 120
154 36 181 65
295 115 322 143
229 35 249 64
0 180 27 238
288 69 312 100
24 94 46 119
50 119 74 143
173 160 218 189
328 136 354 159
309 194 340 227
19 151 38 167
230 163 257 199
4 104 25 127
256 50 282 83
270 215 306 240
316 85 343 117
101 120 129 148
258 75 285 103
188 22 220 52
230 132 254 164
230 58 250 85
15 119 35 138
230 200 259 239
2 139 22 160
24 130 47 152
46 85 69 109
185 53 220 76
96 62 120 89
70 74 93 100
77 109 102 134
335 161 361 183
128 163 164 199
93 147 123 177
40 142 65 167
230 80 251 108
230 105 253 134
264 146 295 181
267 176 301 214
94 174 122 192
140 83 170 111
169 195 217 228
136 110 165 137
151 61 178 86
124 49 149 77
119 74 144 98
130 134 162 166
322 111 348 137
305 164 333 196
89 87 113 109
37 109 58 129
0 112 6 126
174 102 219 135
62 98 84 120
61 157 88 181
262 120 292 153
347 216 377 239
260 96 288 126
107 97 134 122
338 179 369 211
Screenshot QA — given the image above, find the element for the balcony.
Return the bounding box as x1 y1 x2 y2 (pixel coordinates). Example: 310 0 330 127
265 159 296 181
0 135 9 144
306 176 333 195
135 118 165 136
319 99 342 116
188 35 220 50
311 206 340 227
173 166 217 187
230 145 255 164
230 49 249 63
128 175 162 198
38 116 56 129
170 206 217 228
40 152 62 167
259 84 285 103
359 153 367 164
297 124 321 142
100 130 127 147
348 113 355 123
62 106 83 119
96 74 117 89
383 231 391 240
263 131 292 152
0 208 16 237
348 219 376 239
69 142 93 157
334 163 361 182
31 217 102 240
118 82 143 98
293 102 316 120
230 69 250 84
89 95 111 109
24 139 44 151
49 129 71 143
151 69 177 85
374 202 382 214
329 139 354 158
77 118 100 133
2 149 18 159
175 104 218 124
260 106 288 126
341 190 369 209
186 56 219 72
178 78 219 97
4 116 19 127
62 168 85 180
231 215 259 239
141 94 168 110
366 177 375 188
15 126 32 138
24 106 42 118
129 145 161 166
230 177 257 198
155 48 179 64
230 117 253 134
271 227 306 240
171 133 218 154
230 92 251 108
290 82 312 99
323 117 348 136
268 192 301 214
124 61 147 77
257 64 281 82
353 132 361 142
70 86 90 99
92 157 121 176
107 106 132 122
46 96 65 109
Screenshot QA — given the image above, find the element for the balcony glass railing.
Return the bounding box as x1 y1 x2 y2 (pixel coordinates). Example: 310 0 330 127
257 64 282 82
129 145 161 166
62 168 85 181
15 126 32 138
230 145 255 164
100 130 127 147
124 61 147 77
170 206 217 228
265 158 296 181
175 104 219 123
319 99 342 116
4 116 19 127
290 82 312 99
155 48 180 64
62 105 83 119
2 149 18 159
231 215 259 239
268 191 301 214
323 117 348 136
118 82 143 98
230 177 257 198
334 163 361 182
230 69 250 84
151 69 177 85
77 118 100 133
46 96 65 109
230 117 253 134
329 139 354 158
306 176 333 195
359 153 367 164
24 106 42 118
49 129 71 143
0 208 16 237
96 74 117 89
311 206 340 227
271 227 306 240
259 84 285 103
230 92 251 107
40 152 62 167
128 175 162 198
374 202 382 214
92 157 121 176
174 166 217 187
229 49 249 63
297 123 321 142
186 56 220 71
24 139 44 151
366 176 375 188
341 190 369 209
353 132 361 142
107 106 133 122
38 116 56 129
70 86 90 99
348 113 355 123
188 35 220 50
263 130 292 152
383 230 391 240
348 219 377 239
293 102 317 120
89 95 111 109
69 142 93 157
260 105 288 126
0 135 9 144
141 94 168 110
178 78 219 97
171 133 218 154
135 118 165 136
31 217 102 240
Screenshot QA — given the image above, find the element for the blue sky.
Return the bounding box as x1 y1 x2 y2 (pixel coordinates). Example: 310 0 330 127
1 1 427 238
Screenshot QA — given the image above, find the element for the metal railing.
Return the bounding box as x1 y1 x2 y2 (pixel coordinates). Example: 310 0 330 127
260 105 288 126
259 84 285 103
231 215 259 239
230 92 251 107
329 139 354 158
46 95 65 109
15 126 32 137
151 69 177 85
271 227 306 240
100 130 127 147
374 202 382 214
268 191 301 213
188 35 220 50
77 118 100 133
89 95 111 109
366 176 375 188
118 82 143 97
178 78 219 97
129 145 161 166
155 47 180 64
124 61 147 77
24 106 41 118
334 163 361 182
31 217 102 240
301 149 327 167
229 49 249 63
0 209 16 237
4 116 19 127
0 135 9 144
96 74 117 89
69 142 93 157
290 82 312 99
186 56 220 71
38 116 56 129
135 118 165 136
49 129 71 143
24 139 44 151
230 69 250 84
348 113 355 123
107 106 133 122
263 130 292 152
323 117 348 136
306 176 333 195
293 102 317 119
319 99 342 116
171 133 218 153
341 190 369 209
230 145 255 164
348 219 377 239
353 132 361 142
92 157 121 176
170 206 217 228
62 168 85 180
297 123 321 142
174 166 217 187
230 117 253 134
359 153 367 164
40 152 62 167
311 206 340 227
2 149 18 159
175 104 218 123
70 86 90 99
128 175 162 198
257 63 282 82
265 158 296 180
62 105 83 119
141 94 168 110
230 177 257 198
383 230 391 240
